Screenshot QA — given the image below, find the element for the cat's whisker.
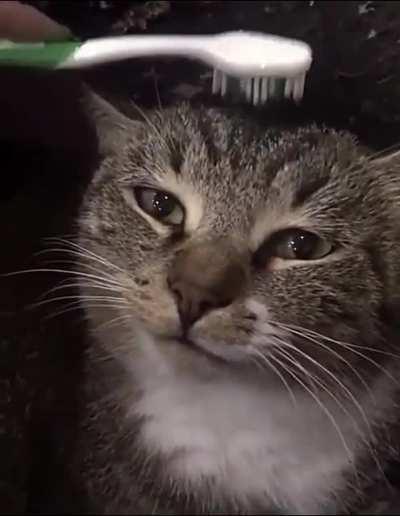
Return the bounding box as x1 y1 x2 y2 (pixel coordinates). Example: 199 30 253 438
268 347 357 476
272 352 363 486
272 336 376 444
62 255 121 280
272 322 375 403
43 301 126 321
280 338 385 478
3 268 125 290
42 305 88 323
44 299 127 320
269 346 317 392
42 301 101 321
35 278 82 302
45 237 126 274
41 261 118 287
43 241 141 292
250 348 297 407
36 253 119 283
251 340 370 469
35 277 125 304
41 232 79 244
30 294 128 310
276 344 364 422
274 322 400 386
29 281 126 308
274 344 347 407
279 347 386 486
92 314 131 333
248 355 265 373
333 344 400 387
267 351 319 397
56 275 125 294
278 321 398 358
46 281 124 296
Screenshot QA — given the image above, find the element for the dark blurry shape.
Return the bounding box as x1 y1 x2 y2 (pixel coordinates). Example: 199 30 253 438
111 1 170 33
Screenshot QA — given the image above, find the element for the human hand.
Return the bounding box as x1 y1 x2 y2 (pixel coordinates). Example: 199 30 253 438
0 1 71 42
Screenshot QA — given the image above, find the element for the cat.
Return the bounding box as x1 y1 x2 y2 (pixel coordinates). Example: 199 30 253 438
66 90 400 515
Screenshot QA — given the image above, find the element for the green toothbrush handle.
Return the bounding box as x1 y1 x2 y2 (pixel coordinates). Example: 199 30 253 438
0 41 81 69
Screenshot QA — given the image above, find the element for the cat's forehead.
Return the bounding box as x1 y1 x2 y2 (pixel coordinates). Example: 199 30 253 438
128 104 364 219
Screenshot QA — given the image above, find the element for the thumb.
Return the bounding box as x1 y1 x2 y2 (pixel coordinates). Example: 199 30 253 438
0 1 71 42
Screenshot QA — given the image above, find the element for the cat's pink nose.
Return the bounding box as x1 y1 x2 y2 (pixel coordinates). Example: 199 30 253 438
167 240 249 332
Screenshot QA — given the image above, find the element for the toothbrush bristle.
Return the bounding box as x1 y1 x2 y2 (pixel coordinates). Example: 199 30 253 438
252 77 260 106
221 73 228 96
284 77 294 100
244 79 252 102
211 69 308 106
260 78 268 103
293 72 306 102
212 69 222 95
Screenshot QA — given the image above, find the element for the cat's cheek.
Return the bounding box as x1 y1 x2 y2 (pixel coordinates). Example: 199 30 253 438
79 213 102 236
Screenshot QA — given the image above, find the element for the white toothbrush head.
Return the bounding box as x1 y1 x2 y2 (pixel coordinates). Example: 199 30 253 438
206 31 312 105
207 31 312 78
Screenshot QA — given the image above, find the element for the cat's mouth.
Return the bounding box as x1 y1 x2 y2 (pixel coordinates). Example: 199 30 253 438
162 333 250 367
165 335 228 365
162 336 229 366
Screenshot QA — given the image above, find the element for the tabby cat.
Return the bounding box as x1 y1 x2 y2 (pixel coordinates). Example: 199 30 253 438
68 91 400 514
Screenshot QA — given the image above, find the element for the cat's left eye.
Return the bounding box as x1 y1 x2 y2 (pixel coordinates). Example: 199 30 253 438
270 229 333 261
254 228 333 266
134 187 184 226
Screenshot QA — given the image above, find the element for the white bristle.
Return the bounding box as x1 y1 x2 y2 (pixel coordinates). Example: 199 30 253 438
293 72 306 102
260 77 268 103
245 79 252 102
268 78 277 98
212 69 222 94
221 73 228 96
284 78 294 99
212 69 308 106
252 77 260 105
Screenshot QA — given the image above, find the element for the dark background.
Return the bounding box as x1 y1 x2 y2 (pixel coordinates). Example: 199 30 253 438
1 1 400 513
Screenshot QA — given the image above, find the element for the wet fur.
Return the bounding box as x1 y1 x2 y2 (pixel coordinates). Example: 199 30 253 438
69 93 400 514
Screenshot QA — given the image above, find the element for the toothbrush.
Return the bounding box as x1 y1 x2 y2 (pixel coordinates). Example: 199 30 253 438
0 31 312 106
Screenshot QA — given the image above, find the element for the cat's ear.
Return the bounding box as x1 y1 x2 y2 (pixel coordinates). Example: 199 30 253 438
80 85 141 156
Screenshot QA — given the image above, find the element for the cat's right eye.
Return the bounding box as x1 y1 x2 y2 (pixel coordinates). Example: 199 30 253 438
133 187 185 227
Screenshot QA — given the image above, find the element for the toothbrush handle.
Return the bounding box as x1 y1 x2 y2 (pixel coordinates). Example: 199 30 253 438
60 35 209 68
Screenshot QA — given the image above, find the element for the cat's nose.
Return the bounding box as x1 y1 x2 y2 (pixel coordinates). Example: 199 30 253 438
167 240 249 331
167 281 223 330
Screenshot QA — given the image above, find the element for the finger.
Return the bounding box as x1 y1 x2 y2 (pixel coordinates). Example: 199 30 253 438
0 1 71 42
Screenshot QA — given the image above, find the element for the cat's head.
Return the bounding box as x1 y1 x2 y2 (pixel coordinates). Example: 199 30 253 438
77 90 400 385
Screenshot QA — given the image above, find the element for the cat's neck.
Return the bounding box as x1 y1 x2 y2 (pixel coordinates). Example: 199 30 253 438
97 329 396 514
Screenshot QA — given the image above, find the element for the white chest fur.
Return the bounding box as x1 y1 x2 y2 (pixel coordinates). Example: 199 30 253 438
125 333 389 515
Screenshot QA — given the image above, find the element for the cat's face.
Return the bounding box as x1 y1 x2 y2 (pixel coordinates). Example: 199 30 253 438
78 93 400 386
